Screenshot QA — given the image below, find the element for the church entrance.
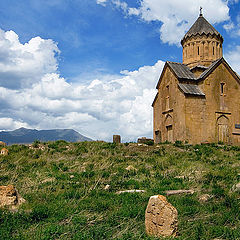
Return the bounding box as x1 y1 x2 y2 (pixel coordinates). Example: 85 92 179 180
166 125 173 142
217 115 229 143
165 114 173 142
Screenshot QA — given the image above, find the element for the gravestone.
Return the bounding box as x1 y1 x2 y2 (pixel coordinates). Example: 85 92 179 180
145 195 178 237
113 135 121 143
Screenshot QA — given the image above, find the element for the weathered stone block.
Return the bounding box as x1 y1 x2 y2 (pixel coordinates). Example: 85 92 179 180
0 185 25 209
145 195 178 237
113 135 121 143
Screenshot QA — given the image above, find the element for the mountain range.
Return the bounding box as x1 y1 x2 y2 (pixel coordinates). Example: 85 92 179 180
0 128 92 145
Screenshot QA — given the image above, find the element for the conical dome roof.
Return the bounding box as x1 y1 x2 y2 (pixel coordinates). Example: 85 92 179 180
181 14 223 45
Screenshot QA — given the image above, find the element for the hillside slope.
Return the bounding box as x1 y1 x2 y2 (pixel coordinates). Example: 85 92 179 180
0 141 240 239
0 128 92 144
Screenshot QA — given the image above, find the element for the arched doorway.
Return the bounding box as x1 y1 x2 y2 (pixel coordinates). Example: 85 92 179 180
165 114 173 142
217 115 229 143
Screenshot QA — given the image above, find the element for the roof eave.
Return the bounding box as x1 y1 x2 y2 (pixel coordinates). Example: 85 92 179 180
152 92 159 107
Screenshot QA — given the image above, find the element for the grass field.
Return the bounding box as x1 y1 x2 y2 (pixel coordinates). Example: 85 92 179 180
0 141 240 239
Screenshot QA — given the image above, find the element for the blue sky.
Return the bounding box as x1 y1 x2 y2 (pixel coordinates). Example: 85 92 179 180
0 0 239 141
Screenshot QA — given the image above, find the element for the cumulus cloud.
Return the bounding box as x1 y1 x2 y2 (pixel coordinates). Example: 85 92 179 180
223 21 235 31
0 28 164 141
0 118 29 130
0 29 59 89
100 0 230 45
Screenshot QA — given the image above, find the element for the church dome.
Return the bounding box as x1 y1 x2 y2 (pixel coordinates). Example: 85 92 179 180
181 12 223 68
181 14 223 45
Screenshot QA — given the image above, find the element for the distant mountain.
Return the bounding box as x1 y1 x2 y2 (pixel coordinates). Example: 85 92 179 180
0 128 92 145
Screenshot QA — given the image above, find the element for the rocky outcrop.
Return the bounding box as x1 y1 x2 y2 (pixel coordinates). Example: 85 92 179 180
145 195 178 237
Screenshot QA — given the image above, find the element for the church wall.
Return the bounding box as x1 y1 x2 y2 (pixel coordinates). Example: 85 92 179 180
153 94 161 142
184 96 207 144
153 67 186 143
198 63 240 145
172 85 186 142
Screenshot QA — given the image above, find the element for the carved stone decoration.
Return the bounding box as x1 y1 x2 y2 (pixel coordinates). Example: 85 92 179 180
145 195 178 237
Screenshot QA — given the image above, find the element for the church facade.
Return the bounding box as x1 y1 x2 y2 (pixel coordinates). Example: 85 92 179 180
152 12 240 145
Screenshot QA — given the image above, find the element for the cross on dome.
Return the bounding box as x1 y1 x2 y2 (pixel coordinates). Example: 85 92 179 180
200 6 203 16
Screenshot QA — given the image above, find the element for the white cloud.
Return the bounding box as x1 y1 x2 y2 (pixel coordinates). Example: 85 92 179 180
224 13 240 36
101 0 230 45
112 0 128 13
96 0 108 6
225 46 240 74
0 28 164 141
0 29 59 89
0 118 29 130
223 21 235 31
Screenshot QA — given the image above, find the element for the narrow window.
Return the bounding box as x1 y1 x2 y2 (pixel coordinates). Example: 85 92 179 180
166 85 170 110
220 83 225 95
213 47 215 55
166 85 170 95
198 46 200 55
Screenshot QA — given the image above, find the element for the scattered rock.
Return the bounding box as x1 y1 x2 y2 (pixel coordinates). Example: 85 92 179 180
125 165 137 171
104 184 110 190
41 177 56 184
199 194 212 203
0 185 25 209
145 195 178 237
70 175 74 179
137 143 148 147
164 189 194 196
232 183 240 192
116 189 145 194
174 175 185 179
28 144 45 150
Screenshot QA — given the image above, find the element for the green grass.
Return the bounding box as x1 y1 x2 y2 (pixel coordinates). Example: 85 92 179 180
0 141 240 239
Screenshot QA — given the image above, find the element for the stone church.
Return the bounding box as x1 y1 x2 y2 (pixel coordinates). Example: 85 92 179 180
152 12 240 145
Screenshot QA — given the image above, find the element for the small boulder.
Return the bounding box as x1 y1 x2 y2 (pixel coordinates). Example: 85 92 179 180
145 195 178 238
199 194 212 203
1 148 8 156
232 183 240 192
104 184 110 190
125 165 137 171
0 185 25 209
174 175 185 179
41 177 56 184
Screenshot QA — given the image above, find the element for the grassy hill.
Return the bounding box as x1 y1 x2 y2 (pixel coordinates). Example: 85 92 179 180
0 141 240 239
